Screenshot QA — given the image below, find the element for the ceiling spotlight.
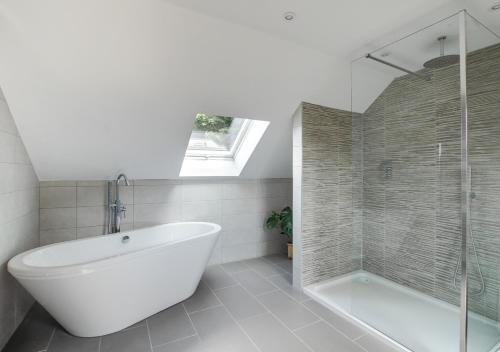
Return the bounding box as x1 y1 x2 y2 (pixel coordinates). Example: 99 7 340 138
492 2 500 10
283 11 296 21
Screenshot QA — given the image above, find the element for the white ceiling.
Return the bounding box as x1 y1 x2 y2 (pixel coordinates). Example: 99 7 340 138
0 0 498 180
164 0 455 57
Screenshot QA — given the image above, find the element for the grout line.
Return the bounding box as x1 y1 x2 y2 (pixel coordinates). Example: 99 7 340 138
203 281 264 352
44 327 56 351
299 298 372 345
219 265 279 296
219 262 315 352
97 336 102 352
291 318 322 332
151 333 198 350
211 283 241 292
181 303 202 343
236 310 270 323
234 257 374 351
184 303 224 315
250 288 315 352
254 288 280 297
121 321 147 332
144 319 154 352
75 185 78 232
256 271 308 303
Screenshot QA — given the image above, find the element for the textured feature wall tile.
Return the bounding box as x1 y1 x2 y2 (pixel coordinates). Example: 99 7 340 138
361 43 500 320
300 103 362 285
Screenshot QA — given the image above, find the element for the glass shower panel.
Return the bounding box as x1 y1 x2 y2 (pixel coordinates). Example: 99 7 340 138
351 13 464 352
465 12 500 352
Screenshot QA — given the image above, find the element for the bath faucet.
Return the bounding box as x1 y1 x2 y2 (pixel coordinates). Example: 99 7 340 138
108 173 130 233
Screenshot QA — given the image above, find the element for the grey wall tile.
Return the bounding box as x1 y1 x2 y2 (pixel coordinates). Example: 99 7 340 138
76 226 106 239
0 93 39 349
38 179 291 268
76 206 106 227
76 186 107 207
40 208 76 230
40 229 77 246
133 185 182 204
40 187 76 208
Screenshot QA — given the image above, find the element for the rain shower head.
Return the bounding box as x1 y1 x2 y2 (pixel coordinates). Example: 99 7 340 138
423 36 459 69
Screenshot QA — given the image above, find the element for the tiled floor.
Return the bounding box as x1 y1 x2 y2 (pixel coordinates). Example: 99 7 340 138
2 255 400 352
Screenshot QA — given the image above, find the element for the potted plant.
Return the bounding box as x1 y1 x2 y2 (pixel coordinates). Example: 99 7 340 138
265 206 293 259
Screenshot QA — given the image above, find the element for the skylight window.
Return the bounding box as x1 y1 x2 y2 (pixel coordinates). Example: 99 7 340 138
180 114 269 177
186 115 249 159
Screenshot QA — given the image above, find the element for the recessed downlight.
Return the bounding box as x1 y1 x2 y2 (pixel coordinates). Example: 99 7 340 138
492 2 500 10
283 11 296 22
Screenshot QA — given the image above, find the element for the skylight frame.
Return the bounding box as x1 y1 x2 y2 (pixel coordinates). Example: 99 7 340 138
185 119 252 160
180 116 270 177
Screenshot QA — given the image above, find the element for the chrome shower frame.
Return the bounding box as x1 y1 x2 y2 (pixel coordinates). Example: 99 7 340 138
365 53 431 81
355 10 488 352
458 10 469 352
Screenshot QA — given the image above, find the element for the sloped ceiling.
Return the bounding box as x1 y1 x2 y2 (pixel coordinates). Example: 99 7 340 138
0 0 496 180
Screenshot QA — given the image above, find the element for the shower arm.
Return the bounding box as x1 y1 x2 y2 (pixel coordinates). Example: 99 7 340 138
365 54 430 81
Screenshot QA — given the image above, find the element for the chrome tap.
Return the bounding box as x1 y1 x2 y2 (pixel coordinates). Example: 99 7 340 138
108 173 130 233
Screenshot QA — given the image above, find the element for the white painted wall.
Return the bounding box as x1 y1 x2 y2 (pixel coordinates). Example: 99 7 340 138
0 0 351 181
0 91 39 349
0 0 497 181
39 178 291 264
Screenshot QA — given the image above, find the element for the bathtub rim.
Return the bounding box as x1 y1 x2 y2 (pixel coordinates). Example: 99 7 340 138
8 222 221 280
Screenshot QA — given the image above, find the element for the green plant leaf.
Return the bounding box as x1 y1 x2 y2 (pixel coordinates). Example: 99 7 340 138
265 206 292 242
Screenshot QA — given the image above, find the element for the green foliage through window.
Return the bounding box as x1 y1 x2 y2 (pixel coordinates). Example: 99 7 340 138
194 114 233 133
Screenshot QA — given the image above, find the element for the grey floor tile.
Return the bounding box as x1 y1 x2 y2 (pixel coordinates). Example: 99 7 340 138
124 319 147 331
263 254 290 265
221 261 250 274
244 258 286 277
257 291 319 330
147 304 195 347
239 313 310 352
232 270 277 296
295 321 366 352
183 281 221 313
276 261 293 274
2 304 56 352
302 300 366 339
267 273 310 302
189 306 257 352
153 336 203 352
214 285 266 321
101 325 151 352
203 266 237 290
355 334 403 352
47 329 100 352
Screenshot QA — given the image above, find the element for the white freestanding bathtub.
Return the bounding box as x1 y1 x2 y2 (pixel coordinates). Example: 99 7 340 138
8 222 221 337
